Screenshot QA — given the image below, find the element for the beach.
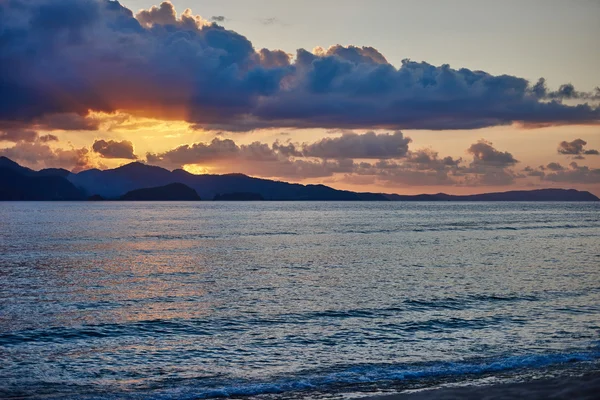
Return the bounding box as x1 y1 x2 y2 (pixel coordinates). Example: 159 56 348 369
362 373 600 400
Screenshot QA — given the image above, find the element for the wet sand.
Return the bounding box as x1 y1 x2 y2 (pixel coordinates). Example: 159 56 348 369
361 372 600 400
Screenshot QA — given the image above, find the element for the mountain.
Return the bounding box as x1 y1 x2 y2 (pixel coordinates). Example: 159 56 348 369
0 167 85 200
214 192 265 201
120 183 201 201
0 157 71 178
0 156 36 176
69 162 175 199
1 157 598 201
385 189 599 202
67 161 385 200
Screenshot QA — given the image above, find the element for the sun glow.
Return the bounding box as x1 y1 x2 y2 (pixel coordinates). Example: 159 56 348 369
183 164 210 175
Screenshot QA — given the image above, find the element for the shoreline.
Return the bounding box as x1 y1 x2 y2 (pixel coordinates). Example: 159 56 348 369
360 372 600 400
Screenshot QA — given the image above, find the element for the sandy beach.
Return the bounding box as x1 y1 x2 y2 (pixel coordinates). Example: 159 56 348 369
361 373 600 400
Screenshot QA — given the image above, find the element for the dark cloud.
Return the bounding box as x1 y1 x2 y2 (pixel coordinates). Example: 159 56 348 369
0 129 38 143
467 140 518 167
466 168 517 186
92 139 137 159
532 78 600 101
545 162 565 171
272 140 302 157
1 0 599 133
301 131 411 159
522 166 545 177
147 137 239 165
39 134 59 143
404 149 462 171
557 138 599 157
0 114 99 140
37 113 100 131
211 16 226 22
459 140 520 186
352 151 463 186
543 162 600 184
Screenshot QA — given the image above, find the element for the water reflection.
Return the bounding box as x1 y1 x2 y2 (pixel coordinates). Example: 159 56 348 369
0 202 599 399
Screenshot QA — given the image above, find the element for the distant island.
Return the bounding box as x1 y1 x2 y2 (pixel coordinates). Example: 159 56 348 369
1 157 598 202
119 183 201 201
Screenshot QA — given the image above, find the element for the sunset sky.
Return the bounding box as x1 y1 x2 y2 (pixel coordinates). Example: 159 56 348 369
1 0 599 194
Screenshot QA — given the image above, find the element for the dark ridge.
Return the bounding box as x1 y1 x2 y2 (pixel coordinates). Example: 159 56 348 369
385 189 599 202
0 156 35 176
88 194 105 201
214 192 265 201
37 168 71 178
119 183 201 201
1 158 598 201
0 167 85 200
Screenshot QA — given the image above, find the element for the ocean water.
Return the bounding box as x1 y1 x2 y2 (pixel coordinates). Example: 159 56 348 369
0 202 599 399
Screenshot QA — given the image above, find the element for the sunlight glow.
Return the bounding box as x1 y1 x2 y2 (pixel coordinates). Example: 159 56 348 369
183 164 210 175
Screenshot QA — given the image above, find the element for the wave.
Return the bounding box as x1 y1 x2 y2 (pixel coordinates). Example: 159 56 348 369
0 293 546 345
64 349 600 399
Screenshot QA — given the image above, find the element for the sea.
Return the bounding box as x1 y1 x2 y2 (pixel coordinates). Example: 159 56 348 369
1 202 599 399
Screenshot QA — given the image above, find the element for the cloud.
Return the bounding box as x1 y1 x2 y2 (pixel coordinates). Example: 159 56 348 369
257 49 292 68
465 168 518 186
532 78 600 101
135 1 208 29
0 129 38 143
543 162 600 184
147 137 239 165
145 134 528 186
0 0 598 133
211 16 226 22
300 131 411 159
39 134 59 143
404 149 462 171
522 161 600 185
258 17 281 26
0 141 97 172
352 153 463 186
467 140 518 167
147 136 358 179
459 140 520 186
522 166 545 177
545 162 565 171
92 139 138 159
0 114 100 143
557 138 599 157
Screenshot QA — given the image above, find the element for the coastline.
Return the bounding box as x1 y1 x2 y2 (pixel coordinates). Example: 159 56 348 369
360 372 600 400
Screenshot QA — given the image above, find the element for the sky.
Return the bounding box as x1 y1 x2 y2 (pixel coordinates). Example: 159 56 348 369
1 0 599 195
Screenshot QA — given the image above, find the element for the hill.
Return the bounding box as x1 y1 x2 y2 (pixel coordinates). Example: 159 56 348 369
0 166 85 200
385 189 599 202
67 161 385 200
1 157 598 201
120 183 201 201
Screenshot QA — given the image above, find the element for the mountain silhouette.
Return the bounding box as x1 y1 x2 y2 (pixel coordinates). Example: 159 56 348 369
1 157 598 201
67 161 381 200
120 183 201 201
386 189 600 202
0 166 85 200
